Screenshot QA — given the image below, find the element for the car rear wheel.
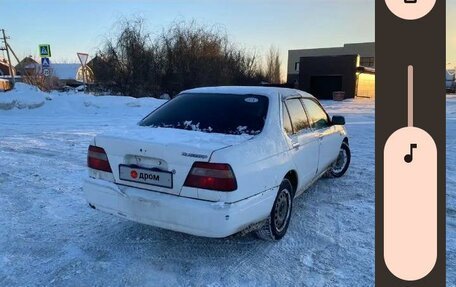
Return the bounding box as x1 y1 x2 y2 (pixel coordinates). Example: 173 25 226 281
255 178 293 241
328 142 351 178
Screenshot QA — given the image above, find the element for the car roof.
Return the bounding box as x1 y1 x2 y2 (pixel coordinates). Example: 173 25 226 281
180 86 316 100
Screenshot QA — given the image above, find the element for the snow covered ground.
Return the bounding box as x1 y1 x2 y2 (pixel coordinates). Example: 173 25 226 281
0 84 453 286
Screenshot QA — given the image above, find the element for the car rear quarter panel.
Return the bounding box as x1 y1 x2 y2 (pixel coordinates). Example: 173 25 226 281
210 134 295 203
209 91 298 204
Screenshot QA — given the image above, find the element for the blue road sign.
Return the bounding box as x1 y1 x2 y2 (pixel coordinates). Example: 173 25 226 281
41 58 50 68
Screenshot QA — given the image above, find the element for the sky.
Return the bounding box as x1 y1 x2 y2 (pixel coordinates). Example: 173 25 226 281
1 0 455 72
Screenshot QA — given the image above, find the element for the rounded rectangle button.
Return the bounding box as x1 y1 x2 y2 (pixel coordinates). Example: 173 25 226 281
384 126 437 281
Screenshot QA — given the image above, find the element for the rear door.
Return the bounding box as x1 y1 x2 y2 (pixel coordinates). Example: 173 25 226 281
301 98 341 172
283 98 319 192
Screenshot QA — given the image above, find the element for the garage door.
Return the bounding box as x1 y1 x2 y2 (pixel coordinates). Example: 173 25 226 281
310 76 343 100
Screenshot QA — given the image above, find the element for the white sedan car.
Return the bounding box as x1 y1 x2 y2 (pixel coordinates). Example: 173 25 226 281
84 86 350 240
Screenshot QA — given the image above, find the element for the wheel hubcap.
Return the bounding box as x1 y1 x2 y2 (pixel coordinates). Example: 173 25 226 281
332 149 348 173
274 189 291 232
332 148 347 173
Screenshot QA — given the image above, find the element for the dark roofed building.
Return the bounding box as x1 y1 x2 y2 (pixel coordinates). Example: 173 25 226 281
287 43 375 99
288 42 375 88
15 57 39 76
298 55 375 99
0 58 15 76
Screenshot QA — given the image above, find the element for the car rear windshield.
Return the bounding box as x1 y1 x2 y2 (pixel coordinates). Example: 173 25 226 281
139 93 269 135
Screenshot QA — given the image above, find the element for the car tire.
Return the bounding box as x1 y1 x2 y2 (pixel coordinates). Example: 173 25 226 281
255 178 293 241
327 142 351 178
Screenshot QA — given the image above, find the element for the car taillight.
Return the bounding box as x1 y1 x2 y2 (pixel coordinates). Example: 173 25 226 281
87 145 112 173
184 162 237 192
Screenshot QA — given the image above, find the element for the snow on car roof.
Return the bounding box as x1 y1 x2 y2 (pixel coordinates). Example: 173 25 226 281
181 86 316 99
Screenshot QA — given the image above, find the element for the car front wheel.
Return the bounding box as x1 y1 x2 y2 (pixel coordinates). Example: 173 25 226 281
255 178 293 241
328 141 351 178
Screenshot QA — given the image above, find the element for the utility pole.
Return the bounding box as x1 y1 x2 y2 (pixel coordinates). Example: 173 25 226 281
1 29 15 84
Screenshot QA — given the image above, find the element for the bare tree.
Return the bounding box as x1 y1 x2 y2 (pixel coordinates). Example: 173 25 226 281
155 20 265 95
91 18 266 98
22 68 60 92
264 46 282 84
91 18 159 97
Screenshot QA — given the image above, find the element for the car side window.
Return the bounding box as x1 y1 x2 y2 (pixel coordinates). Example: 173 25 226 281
302 99 330 130
285 99 310 134
282 103 293 135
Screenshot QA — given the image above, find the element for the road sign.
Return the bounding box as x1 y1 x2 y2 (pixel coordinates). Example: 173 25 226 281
77 53 89 66
77 53 89 93
42 68 50 77
41 58 50 68
39 44 51 57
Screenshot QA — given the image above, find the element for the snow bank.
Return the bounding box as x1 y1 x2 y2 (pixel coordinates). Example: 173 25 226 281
0 83 51 110
0 83 165 117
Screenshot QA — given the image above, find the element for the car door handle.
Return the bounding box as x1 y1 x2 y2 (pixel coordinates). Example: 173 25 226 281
292 142 300 149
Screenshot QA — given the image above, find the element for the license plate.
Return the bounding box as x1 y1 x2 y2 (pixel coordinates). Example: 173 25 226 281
119 165 173 188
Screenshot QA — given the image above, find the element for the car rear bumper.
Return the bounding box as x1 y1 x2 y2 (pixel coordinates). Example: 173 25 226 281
83 178 276 238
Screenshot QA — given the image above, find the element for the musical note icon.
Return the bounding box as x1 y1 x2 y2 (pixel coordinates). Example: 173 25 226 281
404 143 418 163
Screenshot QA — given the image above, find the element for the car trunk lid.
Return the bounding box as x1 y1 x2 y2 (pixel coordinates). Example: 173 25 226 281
94 125 252 196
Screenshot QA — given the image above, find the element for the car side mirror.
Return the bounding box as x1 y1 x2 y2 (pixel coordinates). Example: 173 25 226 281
332 115 346 125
